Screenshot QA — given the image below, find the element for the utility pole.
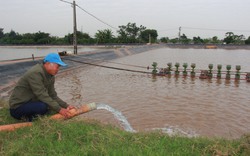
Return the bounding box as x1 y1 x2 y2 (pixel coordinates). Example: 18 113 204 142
73 0 77 54
148 34 151 44
60 0 77 55
178 26 181 43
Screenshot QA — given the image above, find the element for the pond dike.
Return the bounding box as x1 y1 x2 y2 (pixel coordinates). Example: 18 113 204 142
0 45 162 94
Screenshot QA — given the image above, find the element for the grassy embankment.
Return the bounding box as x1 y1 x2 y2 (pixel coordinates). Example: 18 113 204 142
0 99 249 155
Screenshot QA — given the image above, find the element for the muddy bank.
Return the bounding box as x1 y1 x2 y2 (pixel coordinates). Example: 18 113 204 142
0 45 162 94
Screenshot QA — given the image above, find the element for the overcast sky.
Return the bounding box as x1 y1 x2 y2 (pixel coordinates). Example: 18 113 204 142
1 0 250 39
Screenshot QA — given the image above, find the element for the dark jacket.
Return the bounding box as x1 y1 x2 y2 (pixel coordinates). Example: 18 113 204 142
9 64 68 112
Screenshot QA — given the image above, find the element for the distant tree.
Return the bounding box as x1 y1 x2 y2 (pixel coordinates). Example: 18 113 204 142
170 38 179 44
180 34 191 44
77 31 95 44
234 34 245 44
49 36 65 45
9 30 17 38
203 39 211 44
211 36 221 44
77 31 91 39
2 30 23 44
160 37 169 43
193 36 204 44
34 31 51 44
223 32 235 44
18 33 34 44
245 36 250 45
95 29 114 44
223 32 245 44
117 25 127 43
223 32 234 44
64 33 73 44
64 31 95 44
0 28 4 38
117 22 146 43
140 29 158 43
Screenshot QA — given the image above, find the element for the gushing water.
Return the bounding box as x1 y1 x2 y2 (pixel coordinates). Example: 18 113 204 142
96 103 135 132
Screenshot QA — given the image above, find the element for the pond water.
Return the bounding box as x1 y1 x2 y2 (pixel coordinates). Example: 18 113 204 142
6 47 250 138
0 46 97 61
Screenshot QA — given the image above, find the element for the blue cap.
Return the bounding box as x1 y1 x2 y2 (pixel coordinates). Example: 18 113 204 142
43 53 67 67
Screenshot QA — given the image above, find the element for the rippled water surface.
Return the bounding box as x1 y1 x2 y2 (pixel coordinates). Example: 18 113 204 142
56 48 250 138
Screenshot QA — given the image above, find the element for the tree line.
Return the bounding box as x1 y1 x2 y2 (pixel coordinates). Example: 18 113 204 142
0 23 250 45
161 32 250 45
0 23 157 45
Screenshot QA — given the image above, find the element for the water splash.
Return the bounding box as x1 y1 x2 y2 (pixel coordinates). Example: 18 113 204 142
96 103 135 132
95 103 198 137
152 126 199 138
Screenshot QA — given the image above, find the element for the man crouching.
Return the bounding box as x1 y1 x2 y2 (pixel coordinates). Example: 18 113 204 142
9 53 75 121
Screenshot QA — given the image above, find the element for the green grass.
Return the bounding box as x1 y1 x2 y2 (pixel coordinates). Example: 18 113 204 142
0 101 250 155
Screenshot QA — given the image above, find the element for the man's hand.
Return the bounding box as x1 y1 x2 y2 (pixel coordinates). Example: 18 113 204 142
67 105 76 110
59 108 72 119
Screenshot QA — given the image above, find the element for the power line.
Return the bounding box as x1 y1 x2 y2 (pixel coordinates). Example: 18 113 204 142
76 5 118 31
156 26 250 34
59 0 71 5
60 0 118 31
182 27 250 33
158 28 178 32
